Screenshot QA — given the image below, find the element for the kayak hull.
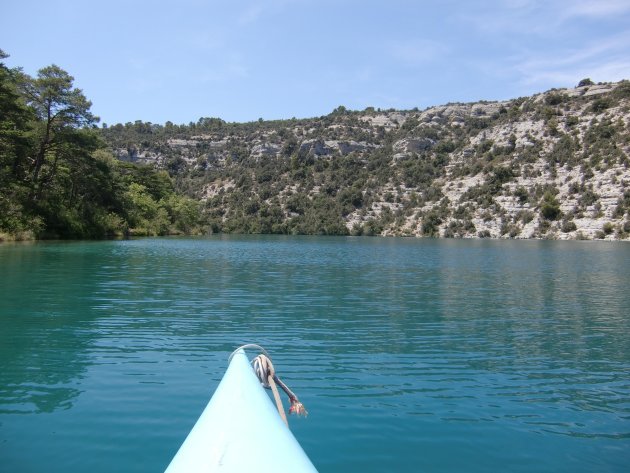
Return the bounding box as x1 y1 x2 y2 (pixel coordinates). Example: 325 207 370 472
165 349 318 473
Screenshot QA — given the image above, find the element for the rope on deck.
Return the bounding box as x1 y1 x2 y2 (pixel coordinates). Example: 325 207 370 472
253 354 289 425
230 344 308 427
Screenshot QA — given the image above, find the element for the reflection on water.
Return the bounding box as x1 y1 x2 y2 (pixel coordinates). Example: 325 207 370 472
0 236 629 473
0 244 99 414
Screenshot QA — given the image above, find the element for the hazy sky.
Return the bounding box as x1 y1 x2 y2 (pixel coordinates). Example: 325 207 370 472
2 0 629 125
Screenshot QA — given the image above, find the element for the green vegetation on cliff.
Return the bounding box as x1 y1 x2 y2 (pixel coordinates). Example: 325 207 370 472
100 81 630 240
0 51 203 240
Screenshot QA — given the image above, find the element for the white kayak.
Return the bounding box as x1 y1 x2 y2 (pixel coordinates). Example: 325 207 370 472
165 347 318 473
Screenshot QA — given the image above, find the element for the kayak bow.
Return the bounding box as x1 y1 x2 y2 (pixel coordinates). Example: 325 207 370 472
165 347 318 473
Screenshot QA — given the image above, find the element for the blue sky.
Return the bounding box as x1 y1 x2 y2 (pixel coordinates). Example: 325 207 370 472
2 0 629 125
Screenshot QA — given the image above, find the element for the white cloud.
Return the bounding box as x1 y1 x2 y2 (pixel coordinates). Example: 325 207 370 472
455 1 552 35
562 0 630 19
196 54 249 83
387 39 449 67
236 0 309 26
457 0 630 36
449 0 630 94
238 4 265 25
513 32 630 87
183 30 228 52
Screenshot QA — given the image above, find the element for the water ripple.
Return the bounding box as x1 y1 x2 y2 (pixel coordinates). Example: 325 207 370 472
1 237 629 472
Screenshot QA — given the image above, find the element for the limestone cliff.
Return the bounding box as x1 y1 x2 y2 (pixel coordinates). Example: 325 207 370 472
102 81 630 240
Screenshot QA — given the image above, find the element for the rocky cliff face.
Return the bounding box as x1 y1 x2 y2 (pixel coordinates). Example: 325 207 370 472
103 81 630 240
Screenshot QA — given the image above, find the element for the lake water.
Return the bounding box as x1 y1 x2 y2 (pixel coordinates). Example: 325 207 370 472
0 236 629 472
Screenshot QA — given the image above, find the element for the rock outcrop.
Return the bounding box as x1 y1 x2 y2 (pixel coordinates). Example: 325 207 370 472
102 80 630 240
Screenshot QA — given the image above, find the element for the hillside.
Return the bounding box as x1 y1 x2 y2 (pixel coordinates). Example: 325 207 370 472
101 80 630 240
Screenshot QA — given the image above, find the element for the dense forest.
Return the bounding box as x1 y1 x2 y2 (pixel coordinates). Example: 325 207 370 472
0 51 203 240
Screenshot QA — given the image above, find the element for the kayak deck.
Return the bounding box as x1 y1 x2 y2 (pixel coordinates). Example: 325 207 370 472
165 348 318 473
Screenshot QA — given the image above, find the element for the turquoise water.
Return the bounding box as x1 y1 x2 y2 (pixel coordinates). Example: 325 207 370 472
0 236 629 472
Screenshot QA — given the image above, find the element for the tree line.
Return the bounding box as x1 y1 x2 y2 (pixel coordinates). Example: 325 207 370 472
0 50 203 240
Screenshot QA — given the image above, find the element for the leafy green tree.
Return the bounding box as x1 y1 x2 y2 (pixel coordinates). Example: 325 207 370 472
19 64 97 196
540 192 561 220
124 183 151 225
0 50 32 179
421 210 443 236
162 194 202 234
0 52 205 240
0 50 38 236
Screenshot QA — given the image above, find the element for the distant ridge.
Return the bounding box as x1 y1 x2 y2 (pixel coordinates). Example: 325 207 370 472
101 80 630 240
